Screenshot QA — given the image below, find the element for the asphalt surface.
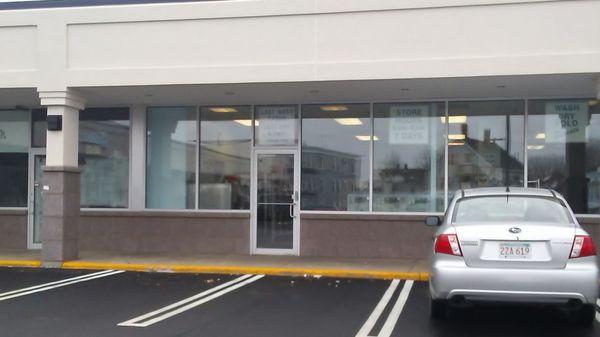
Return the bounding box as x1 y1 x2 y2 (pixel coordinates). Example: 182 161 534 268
0 267 598 337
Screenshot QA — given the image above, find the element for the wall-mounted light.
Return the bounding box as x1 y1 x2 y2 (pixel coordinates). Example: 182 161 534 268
535 133 546 139
335 118 363 126
210 107 238 113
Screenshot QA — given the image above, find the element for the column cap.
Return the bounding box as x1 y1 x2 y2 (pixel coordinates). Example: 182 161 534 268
38 90 86 110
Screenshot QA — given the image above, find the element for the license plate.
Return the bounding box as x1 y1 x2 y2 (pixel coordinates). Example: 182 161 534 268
499 242 531 260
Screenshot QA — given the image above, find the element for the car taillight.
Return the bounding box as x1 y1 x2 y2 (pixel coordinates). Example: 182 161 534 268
435 234 462 256
570 235 597 258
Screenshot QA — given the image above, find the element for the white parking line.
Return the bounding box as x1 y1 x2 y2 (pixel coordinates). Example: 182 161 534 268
0 270 124 301
355 280 414 337
119 274 264 328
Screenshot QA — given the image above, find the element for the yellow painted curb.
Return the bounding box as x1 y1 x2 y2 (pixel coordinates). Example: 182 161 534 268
61 261 429 281
0 260 42 268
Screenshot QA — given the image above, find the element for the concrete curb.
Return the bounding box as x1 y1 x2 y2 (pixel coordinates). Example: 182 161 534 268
0 260 429 281
61 261 430 281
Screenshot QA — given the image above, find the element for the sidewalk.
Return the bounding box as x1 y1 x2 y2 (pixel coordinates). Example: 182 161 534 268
0 250 429 281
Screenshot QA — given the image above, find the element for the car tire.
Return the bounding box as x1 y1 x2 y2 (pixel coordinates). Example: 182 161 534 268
574 304 596 326
430 298 448 319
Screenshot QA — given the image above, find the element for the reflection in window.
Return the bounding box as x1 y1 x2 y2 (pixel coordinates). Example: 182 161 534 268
301 104 370 211
79 108 130 208
0 110 29 207
448 101 525 193
527 99 600 214
146 107 197 209
31 109 47 148
373 102 445 212
199 106 251 210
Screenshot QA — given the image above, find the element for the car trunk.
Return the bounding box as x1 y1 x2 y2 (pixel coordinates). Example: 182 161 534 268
454 222 575 269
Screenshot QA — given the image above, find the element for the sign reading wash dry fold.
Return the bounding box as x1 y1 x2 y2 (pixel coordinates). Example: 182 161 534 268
545 101 589 143
389 104 430 145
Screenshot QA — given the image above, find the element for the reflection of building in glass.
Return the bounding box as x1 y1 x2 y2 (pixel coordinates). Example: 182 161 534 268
374 152 444 212
588 171 600 214
449 136 524 188
200 140 251 209
301 146 366 211
79 120 129 208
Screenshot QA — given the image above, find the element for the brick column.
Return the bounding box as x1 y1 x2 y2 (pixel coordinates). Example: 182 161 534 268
38 90 85 266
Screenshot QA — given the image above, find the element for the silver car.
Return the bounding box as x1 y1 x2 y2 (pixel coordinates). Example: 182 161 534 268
426 187 599 325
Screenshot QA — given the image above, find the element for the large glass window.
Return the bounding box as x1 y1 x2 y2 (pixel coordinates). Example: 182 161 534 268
0 110 29 207
146 107 197 209
373 102 445 212
448 100 525 193
79 108 130 208
301 104 370 211
199 106 251 209
527 99 600 214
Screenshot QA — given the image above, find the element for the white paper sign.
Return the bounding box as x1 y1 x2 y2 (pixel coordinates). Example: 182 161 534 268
389 105 430 144
257 106 297 146
0 110 29 152
544 102 589 143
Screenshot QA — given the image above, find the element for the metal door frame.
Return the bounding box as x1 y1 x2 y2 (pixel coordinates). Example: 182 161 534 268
250 148 299 255
27 148 46 250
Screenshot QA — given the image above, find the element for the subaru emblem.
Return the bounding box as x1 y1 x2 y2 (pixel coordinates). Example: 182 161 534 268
508 227 521 234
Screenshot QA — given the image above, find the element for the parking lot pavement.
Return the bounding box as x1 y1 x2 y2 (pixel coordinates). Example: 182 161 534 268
0 267 598 337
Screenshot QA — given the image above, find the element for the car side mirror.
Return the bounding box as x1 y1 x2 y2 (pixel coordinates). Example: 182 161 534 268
425 216 441 227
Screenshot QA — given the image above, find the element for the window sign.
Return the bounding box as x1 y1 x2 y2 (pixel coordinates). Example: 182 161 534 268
545 101 589 143
256 106 297 146
0 110 29 152
389 105 430 145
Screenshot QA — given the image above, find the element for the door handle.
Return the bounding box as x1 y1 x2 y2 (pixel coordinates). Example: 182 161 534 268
289 203 296 218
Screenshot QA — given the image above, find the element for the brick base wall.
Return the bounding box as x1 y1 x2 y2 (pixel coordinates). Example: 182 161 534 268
79 211 250 255
0 210 27 250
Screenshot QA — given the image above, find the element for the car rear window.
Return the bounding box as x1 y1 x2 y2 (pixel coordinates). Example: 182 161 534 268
452 195 573 224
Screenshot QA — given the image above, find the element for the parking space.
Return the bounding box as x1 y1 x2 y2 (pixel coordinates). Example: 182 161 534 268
0 267 598 337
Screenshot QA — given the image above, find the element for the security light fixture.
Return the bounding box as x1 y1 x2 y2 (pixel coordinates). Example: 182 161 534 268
334 118 362 125
47 115 62 131
210 107 238 113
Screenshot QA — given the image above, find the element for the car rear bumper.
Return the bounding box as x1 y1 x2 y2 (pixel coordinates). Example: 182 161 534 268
430 255 599 304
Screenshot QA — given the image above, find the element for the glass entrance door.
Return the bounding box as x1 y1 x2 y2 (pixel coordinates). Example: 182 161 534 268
28 151 45 248
253 150 298 254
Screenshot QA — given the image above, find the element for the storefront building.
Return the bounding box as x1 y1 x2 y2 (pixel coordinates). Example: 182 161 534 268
0 0 600 263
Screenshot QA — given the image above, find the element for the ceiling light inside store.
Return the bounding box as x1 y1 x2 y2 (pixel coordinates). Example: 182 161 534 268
320 105 348 112
335 118 363 125
356 135 379 141
527 145 545 150
210 107 238 113
448 142 464 146
234 119 253 126
440 116 467 124
448 134 466 140
589 100 598 106
535 133 546 139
